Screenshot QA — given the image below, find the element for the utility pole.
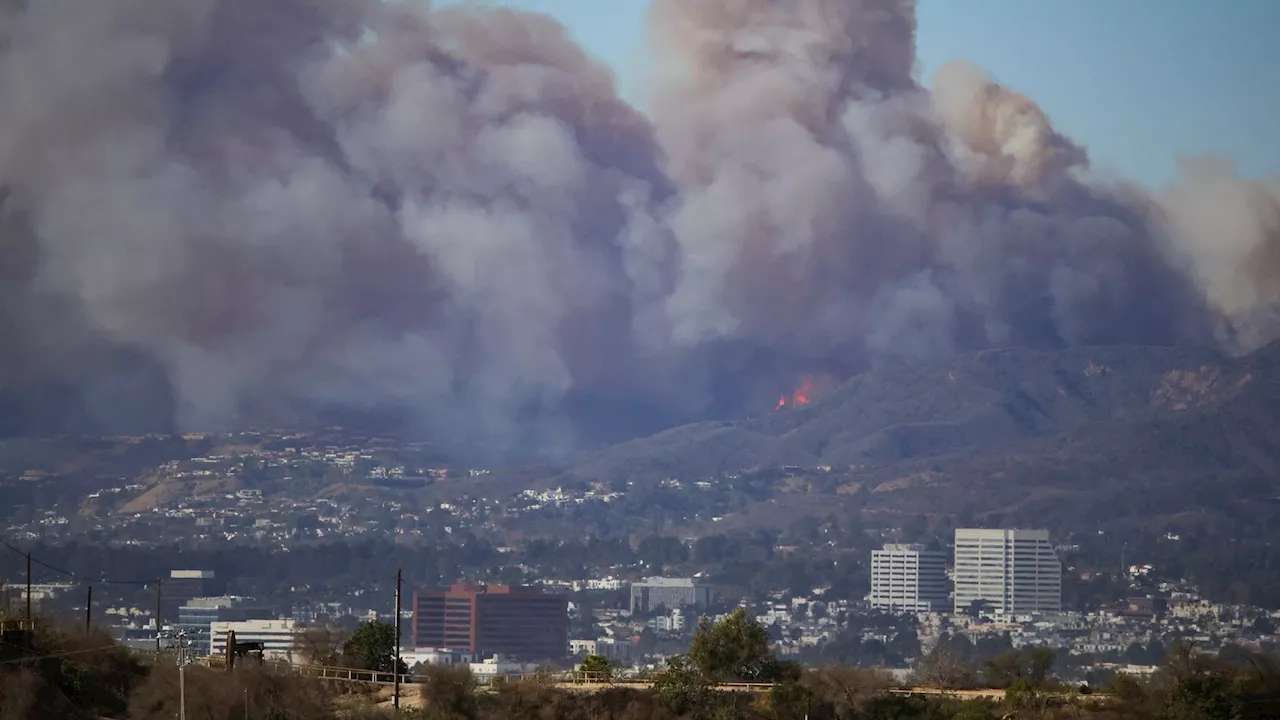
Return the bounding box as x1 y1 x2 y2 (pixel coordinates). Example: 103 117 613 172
85 586 92 633
394 568 402 711
24 552 31 622
227 630 236 672
243 687 248 720
179 632 188 720
174 630 190 720
155 579 162 653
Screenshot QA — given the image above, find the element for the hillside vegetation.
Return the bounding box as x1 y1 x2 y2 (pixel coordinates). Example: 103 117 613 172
570 342 1280 525
4 614 1280 720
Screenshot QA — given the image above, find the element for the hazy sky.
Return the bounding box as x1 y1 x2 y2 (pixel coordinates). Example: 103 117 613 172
449 0 1279 189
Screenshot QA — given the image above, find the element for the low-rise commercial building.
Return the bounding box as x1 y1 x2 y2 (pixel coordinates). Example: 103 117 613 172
629 578 714 615
210 619 297 662
176 597 273 656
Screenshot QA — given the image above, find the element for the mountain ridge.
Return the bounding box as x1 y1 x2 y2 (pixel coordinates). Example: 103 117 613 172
568 343 1261 480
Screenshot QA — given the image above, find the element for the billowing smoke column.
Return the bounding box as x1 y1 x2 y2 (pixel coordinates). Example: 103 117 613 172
0 0 1275 453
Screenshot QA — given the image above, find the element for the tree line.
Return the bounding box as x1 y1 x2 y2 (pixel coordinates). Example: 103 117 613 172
5 605 1280 719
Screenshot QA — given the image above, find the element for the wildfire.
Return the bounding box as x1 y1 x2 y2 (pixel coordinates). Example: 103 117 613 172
776 376 816 410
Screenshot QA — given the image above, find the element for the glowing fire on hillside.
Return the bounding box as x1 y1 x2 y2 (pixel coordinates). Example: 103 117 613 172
776 376 816 410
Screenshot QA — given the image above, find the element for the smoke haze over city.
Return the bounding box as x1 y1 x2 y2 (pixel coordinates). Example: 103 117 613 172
1 0 1277 453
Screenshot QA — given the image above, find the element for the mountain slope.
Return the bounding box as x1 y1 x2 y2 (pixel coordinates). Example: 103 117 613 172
571 344 1258 478
567 342 1280 555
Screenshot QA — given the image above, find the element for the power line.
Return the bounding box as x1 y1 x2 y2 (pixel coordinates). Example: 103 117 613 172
3 535 406 615
4 536 409 640
3 538 404 595
0 536 155 586
0 642 125 666
0 635 181 686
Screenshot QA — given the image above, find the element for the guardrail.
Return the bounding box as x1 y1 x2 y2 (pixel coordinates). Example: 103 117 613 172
163 659 1111 702
290 666 1105 701
885 687 1113 702
286 664 773 691
292 663 565 687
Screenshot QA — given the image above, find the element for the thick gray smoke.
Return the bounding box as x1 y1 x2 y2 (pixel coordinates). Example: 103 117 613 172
0 0 1274 454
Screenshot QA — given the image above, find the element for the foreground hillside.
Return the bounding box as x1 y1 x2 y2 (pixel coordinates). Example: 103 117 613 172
5 616 1279 720
570 342 1280 529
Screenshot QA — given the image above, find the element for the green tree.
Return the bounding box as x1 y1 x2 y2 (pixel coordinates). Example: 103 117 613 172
341 620 406 675
653 654 715 716
635 626 659 655
1215 643 1252 668
687 607 798 683
770 679 813 720
1026 646 1056 685
1160 675 1243 720
579 654 613 681
1005 678 1052 720
1125 641 1149 665
810 601 828 620
983 648 1056 689
954 698 1000 720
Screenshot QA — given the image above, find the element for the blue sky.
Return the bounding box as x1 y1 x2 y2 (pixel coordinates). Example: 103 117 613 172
446 0 1279 189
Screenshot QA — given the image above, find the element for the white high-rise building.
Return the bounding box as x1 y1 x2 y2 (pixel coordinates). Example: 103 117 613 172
953 529 1061 616
869 544 949 613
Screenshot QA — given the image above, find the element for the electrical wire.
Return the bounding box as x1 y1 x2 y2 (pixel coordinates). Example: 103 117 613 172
2 536 408 595
2 534 409 627
0 641 126 666
0 536 155 585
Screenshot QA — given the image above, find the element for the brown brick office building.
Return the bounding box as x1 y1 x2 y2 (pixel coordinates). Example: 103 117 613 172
411 583 567 660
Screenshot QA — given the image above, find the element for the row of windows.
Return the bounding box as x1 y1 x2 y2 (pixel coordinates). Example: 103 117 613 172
954 594 1060 601
954 556 1056 563
954 568 1060 575
955 571 1059 577
954 557 1057 563
955 541 1053 547
953 549 1054 555
954 558 1057 565
954 573 1062 579
954 550 1055 556
955 583 1060 591
955 545 1054 551
956 588 1060 595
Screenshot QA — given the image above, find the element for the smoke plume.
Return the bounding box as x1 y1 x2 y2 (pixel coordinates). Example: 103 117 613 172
0 0 1274 454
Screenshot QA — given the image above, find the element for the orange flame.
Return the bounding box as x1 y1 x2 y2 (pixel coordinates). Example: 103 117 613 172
775 377 816 410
